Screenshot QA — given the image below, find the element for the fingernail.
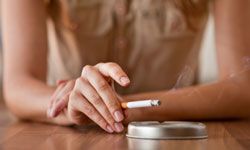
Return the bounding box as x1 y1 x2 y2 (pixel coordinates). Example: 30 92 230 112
120 77 130 85
114 110 124 122
106 125 114 133
114 123 124 132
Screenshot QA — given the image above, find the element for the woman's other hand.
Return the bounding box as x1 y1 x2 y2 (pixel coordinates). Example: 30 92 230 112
47 79 75 118
48 62 130 133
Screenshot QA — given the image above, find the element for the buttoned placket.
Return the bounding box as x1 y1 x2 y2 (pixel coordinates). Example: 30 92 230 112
112 0 129 62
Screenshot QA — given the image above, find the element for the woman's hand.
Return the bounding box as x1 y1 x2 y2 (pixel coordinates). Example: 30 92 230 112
48 62 130 133
68 62 130 133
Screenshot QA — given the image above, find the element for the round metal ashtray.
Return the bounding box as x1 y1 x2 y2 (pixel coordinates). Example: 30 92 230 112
126 121 208 140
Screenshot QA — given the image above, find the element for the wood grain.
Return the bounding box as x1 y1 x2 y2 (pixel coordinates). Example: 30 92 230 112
0 105 250 150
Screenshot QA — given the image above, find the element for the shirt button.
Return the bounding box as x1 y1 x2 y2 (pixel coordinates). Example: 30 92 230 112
116 37 127 49
115 3 127 16
69 22 79 30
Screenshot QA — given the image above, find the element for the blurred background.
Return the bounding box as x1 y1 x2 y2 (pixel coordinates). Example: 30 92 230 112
0 2 218 104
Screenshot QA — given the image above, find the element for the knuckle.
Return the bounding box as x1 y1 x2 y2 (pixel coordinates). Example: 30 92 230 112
94 115 105 125
106 62 118 68
89 94 102 106
82 65 93 76
103 109 115 124
75 78 81 87
75 77 82 84
95 62 104 68
75 77 84 88
108 102 119 112
96 80 109 91
83 65 92 71
83 106 95 115
106 118 115 125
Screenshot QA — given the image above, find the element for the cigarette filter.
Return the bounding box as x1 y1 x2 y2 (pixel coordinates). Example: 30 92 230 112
121 100 161 109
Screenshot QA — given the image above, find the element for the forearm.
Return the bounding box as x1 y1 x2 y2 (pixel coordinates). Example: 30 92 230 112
3 76 56 123
1 0 67 124
123 77 250 123
4 77 71 125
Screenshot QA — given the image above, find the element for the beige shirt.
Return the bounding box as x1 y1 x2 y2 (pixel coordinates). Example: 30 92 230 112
47 0 209 94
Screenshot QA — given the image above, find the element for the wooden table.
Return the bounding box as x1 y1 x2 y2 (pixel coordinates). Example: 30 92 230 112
1 105 250 150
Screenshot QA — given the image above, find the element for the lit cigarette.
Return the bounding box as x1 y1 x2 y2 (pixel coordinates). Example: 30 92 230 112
121 100 161 109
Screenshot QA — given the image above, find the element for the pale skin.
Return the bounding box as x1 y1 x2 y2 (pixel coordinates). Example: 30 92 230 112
2 0 250 133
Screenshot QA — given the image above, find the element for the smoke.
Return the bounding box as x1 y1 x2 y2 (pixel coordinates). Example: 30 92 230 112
172 65 194 90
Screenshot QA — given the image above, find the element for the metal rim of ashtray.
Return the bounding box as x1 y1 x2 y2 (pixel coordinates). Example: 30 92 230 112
126 121 208 140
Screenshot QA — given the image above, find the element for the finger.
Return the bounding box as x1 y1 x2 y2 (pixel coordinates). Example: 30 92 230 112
82 66 125 123
53 80 75 103
50 92 70 118
49 82 66 107
69 92 115 133
95 62 130 86
75 77 122 132
47 83 66 117
48 81 74 117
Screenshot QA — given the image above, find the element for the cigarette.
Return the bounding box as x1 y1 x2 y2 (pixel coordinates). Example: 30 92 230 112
121 100 161 109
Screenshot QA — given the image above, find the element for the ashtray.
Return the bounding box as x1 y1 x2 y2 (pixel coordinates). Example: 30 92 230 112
126 121 208 140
